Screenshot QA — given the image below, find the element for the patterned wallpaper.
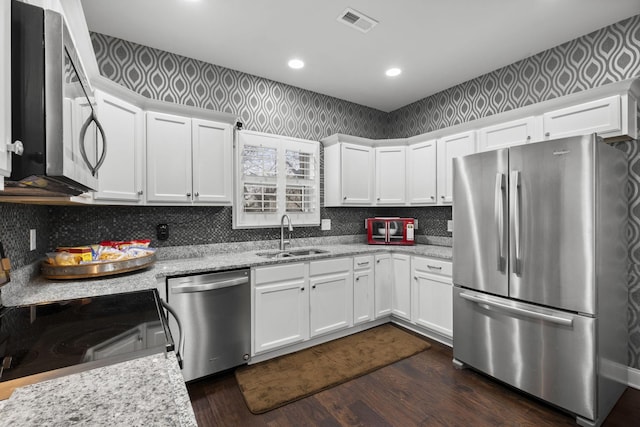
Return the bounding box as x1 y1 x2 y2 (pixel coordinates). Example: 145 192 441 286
388 14 640 137
90 33 388 141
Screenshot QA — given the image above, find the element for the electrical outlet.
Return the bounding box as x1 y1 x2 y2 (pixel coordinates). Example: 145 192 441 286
29 229 37 251
157 224 169 241
447 220 453 232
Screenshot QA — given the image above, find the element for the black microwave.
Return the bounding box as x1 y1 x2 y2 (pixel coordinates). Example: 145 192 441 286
9 0 106 196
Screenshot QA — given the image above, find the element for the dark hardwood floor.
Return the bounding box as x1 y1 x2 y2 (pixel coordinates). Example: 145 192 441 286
187 336 640 426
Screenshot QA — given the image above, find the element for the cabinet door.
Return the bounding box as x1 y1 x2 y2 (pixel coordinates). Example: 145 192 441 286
353 256 374 325
341 143 374 204
146 112 192 203
478 117 536 151
94 91 144 202
375 146 406 205
436 131 476 204
391 253 411 321
310 270 353 337
407 140 437 205
254 280 308 353
192 119 233 204
542 95 622 140
412 257 453 338
0 0 10 180
374 253 392 318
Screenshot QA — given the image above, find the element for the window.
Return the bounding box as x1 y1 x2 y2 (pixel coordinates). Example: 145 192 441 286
234 130 320 228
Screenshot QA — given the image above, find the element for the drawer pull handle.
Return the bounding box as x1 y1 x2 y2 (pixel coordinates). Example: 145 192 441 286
427 265 442 270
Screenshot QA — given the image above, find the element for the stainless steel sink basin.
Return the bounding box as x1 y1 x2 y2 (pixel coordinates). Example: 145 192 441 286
256 248 329 259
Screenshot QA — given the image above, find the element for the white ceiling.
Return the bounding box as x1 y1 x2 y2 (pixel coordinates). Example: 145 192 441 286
80 0 640 113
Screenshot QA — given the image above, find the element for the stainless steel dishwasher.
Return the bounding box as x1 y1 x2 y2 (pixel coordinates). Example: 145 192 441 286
166 269 250 382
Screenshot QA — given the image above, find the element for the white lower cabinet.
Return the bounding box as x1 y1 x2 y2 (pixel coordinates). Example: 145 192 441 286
253 263 309 355
374 253 393 318
391 253 411 321
411 256 453 339
353 255 375 325
309 258 353 337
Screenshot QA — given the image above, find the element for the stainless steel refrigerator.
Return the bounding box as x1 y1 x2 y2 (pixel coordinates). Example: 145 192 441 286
452 134 628 427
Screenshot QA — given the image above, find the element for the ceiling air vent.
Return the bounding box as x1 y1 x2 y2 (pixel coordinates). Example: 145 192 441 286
337 8 378 33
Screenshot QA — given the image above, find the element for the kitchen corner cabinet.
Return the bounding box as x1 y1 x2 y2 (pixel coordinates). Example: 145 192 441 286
309 258 353 337
353 255 375 325
478 116 537 152
374 253 393 318
324 142 374 206
411 256 453 338
253 263 309 355
375 146 406 205
146 111 233 205
407 139 437 204
0 0 10 182
436 130 476 204
391 253 411 321
94 91 145 203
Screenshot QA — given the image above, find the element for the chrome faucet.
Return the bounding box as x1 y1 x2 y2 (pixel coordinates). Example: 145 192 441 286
280 214 293 250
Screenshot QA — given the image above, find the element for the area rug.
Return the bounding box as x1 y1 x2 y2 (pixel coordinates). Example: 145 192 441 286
234 324 431 414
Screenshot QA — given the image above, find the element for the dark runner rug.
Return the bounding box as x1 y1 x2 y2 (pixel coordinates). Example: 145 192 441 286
235 324 431 414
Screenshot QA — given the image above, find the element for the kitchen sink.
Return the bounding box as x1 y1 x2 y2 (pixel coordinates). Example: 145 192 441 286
256 248 329 259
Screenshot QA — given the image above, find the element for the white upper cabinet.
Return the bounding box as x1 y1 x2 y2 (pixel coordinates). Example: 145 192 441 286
94 91 145 203
375 146 406 205
191 118 233 204
436 130 476 204
146 111 233 205
342 143 375 205
0 0 11 184
407 139 437 205
478 116 537 151
542 95 630 140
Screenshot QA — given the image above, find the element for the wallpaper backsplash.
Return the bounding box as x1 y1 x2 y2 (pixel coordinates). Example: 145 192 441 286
2 14 640 367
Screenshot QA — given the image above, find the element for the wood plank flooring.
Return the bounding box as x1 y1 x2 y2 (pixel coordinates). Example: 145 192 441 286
187 335 640 426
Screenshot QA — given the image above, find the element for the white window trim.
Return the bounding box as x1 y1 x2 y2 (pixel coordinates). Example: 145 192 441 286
233 130 320 229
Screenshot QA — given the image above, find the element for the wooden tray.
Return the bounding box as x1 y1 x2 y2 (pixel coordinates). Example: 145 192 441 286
41 253 156 280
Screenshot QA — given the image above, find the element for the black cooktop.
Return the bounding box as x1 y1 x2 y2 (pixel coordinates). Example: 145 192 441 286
0 289 172 398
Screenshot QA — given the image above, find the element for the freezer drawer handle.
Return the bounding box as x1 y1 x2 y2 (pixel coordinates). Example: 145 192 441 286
495 173 506 272
171 276 249 293
459 292 573 327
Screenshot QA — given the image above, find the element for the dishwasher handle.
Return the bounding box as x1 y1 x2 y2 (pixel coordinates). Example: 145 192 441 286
160 300 185 369
170 276 249 294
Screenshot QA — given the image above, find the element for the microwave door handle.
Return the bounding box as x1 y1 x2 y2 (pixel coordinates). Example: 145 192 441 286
79 112 108 177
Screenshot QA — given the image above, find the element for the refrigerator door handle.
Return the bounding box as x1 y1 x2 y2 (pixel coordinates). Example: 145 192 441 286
495 173 506 272
459 292 574 327
512 170 522 275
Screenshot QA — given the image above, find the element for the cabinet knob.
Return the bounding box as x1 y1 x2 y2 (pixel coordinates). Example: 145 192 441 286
430 196 435 200
441 196 445 199
186 193 191 197
526 135 531 140
137 190 143 195
312 285 316 289
377 197 380 201
545 132 550 137
343 196 347 200
356 277 360 281
376 259 380 264
194 192 200 197
301 287 305 291
414 276 418 280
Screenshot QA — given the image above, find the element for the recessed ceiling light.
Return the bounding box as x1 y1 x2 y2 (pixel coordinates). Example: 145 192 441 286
288 59 305 69
386 68 402 77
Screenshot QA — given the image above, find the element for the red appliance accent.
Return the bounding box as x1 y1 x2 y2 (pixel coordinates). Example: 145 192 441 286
366 217 415 245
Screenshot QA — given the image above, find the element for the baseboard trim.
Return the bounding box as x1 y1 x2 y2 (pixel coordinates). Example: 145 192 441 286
628 366 640 389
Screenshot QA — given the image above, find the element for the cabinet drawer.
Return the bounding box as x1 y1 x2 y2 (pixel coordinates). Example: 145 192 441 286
353 255 374 270
412 257 452 277
310 257 351 276
254 263 306 285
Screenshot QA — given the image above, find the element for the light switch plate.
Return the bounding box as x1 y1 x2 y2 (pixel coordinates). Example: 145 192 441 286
447 220 453 232
29 229 37 251
321 219 331 231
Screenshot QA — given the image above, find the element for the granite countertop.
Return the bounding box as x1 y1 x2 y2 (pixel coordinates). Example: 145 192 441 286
0 239 451 426
0 352 195 427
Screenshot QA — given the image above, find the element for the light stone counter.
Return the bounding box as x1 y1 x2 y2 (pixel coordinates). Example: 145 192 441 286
0 352 196 427
0 237 451 426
